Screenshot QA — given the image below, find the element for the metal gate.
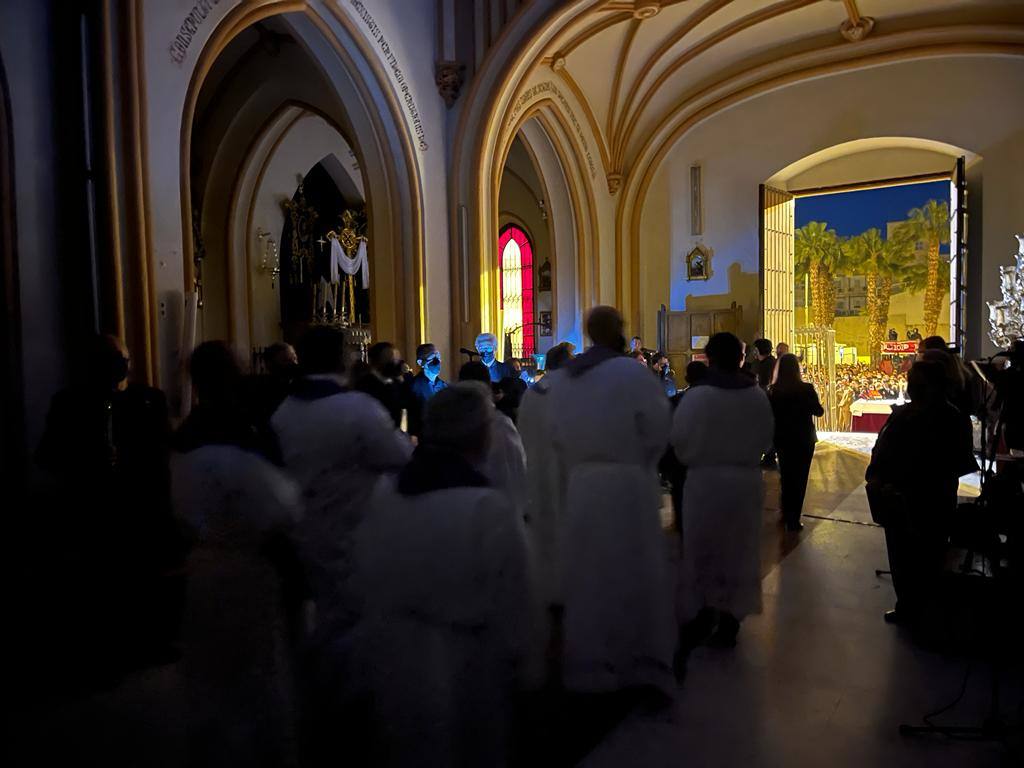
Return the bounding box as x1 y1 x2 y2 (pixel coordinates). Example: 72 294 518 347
794 326 838 432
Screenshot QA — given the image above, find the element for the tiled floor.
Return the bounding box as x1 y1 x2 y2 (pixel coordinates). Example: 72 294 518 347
587 442 1021 767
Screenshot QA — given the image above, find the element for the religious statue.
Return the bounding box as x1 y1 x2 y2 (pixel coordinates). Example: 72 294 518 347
988 234 1024 348
321 208 370 326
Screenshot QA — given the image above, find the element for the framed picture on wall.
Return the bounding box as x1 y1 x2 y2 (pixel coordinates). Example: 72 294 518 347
539 311 552 336
686 243 712 281
538 259 552 292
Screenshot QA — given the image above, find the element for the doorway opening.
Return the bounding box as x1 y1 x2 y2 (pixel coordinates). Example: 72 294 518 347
761 158 967 433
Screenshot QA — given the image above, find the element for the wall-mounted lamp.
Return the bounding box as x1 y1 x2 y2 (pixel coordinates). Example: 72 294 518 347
256 228 281 289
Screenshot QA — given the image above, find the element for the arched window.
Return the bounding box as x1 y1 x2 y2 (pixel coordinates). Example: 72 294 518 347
498 225 535 358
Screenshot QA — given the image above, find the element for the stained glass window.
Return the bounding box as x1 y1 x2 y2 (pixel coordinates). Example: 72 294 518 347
498 225 535 358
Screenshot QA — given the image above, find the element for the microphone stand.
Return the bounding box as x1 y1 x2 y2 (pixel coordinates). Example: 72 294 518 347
503 322 548 362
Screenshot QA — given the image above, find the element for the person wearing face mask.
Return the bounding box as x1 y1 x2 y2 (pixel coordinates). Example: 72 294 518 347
407 343 448 438
354 341 408 428
474 332 516 383
410 343 447 401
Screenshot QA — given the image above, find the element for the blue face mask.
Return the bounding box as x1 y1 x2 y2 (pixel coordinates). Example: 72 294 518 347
480 349 495 364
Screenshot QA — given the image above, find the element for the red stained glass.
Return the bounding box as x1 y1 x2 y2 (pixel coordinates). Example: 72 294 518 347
498 225 535 357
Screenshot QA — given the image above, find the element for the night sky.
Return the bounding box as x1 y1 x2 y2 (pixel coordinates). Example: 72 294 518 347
795 179 951 253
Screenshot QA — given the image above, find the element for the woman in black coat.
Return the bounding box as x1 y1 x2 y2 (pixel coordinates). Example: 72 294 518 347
769 354 824 531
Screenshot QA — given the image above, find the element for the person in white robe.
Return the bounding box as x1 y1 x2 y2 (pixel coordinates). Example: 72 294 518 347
172 343 304 767
349 382 535 767
457 360 528 514
271 326 412 636
518 343 576 609
546 307 676 698
672 331 774 649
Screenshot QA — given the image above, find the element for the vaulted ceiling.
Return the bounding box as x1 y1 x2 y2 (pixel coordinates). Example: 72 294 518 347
531 0 1024 189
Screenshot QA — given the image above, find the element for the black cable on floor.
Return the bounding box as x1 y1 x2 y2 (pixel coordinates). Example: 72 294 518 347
802 513 881 528
922 661 973 730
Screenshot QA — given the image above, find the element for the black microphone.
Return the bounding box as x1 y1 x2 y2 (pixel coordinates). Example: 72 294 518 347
460 347 480 359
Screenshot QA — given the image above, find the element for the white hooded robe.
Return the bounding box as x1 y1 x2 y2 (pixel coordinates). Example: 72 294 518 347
349 478 534 767
547 355 676 695
272 385 412 633
171 445 303 766
672 379 773 621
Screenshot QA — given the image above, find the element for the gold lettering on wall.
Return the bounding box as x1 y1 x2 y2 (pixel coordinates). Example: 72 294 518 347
507 81 596 178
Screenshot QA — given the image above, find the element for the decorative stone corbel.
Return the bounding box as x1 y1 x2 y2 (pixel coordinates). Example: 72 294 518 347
435 60 465 108
839 16 874 42
606 172 623 196
633 1 661 20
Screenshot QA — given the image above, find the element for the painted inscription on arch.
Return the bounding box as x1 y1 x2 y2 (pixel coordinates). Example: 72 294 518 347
507 81 596 179
168 0 225 65
349 1 429 152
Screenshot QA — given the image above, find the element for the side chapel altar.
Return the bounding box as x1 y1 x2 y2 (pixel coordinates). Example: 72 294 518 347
280 178 372 358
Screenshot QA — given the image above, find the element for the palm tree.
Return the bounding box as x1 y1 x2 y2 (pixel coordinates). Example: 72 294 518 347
795 221 843 327
876 225 917 349
905 199 950 336
844 229 886 364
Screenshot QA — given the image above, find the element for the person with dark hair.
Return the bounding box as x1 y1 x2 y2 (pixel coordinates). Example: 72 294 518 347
175 341 278 461
685 360 709 388
867 358 977 629
659 359 710 539
38 334 170 485
919 337 995 420
752 338 775 389
354 341 408 428
542 306 676 700
457 360 528 514
272 327 412 636
496 374 528 423
650 352 678 397
406 342 448 437
350 383 534 766
672 332 773 654
544 341 576 372
769 354 824 532
751 338 778 468
243 342 299 445
629 335 653 365
410 342 447 401
36 333 175 679
296 325 347 377
171 343 304 766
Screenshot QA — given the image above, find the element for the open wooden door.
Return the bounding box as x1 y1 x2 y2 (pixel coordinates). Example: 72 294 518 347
760 185 795 346
659 303 743 374
950 155 967 353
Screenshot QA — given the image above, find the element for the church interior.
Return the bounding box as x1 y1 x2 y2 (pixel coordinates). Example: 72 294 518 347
4 1 1024 765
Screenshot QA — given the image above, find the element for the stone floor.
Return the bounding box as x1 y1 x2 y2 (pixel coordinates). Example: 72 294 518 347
591 440 1021 767
12 442 1022 766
